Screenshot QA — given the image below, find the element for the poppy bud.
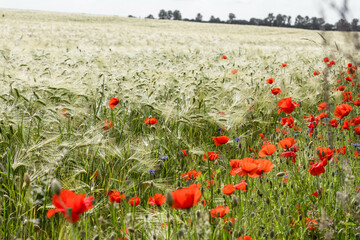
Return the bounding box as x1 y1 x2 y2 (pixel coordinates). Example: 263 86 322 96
266 198 270 205
33 224 40 232
170 218 174 225
196 210 201 218
128 227 135 233
153 234 157 240
80 231 86 238
263 233 268 238
51 179 62 195
276 172 286 177
232 196 239 207
280 207 284 215
166 191 174 206
178 229 185 238
270 231 275 238
251 212 255 217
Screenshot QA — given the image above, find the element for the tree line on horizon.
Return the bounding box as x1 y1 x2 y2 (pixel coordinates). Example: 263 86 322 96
131 10 359 31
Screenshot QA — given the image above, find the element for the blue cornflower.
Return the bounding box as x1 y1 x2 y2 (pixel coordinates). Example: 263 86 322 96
234 137 240 142
160 155 168 160
147 169 156 175
307 88 311 91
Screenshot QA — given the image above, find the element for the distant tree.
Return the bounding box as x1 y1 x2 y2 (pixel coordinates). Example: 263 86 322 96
128 15 135 18
287 16 292 26
336 19 351 31
173 10 182 20
264 13 275 26
195 13 203 22
228 13 236 23
158 9 167 20
323 23 335 31
146 14 154 19
351 18 359 31
209 16 221 23
273 14 286 27
294 15 305 28
249 18 264 25
167 10 173 20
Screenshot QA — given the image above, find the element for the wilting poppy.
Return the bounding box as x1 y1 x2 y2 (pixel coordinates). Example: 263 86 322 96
210 206 229 218
277 97 299 114
212 136 229 146
278 137 295 149
109 97 119 109
171 184 202 209
222 184 235 195
266 78 275 84
271 88 281 95
334 104 352 119
148 194 166 206
108 190 125 203
46 189 94 223
102 120 113 130
128 197 141 206
203 151 219 161
144 117 158 125
181 170 202 181
258 143 277 157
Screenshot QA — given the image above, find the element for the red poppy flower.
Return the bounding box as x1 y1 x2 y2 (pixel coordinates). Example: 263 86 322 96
46 190 94 223
108 190 125 203
341 120 349 131
338 86 346 91
305 218 318 230
109 97 119 109
258 143 276 157
323 57 329 62
148 194 166 206
280 151 297 163
221 56 227 59
102 120 113 130
181 150 187 156
259 133 265 139
234 181 247 191
312 190 321 198
231 69 238 74
278 137 295 149
317 102 328 110
335 146 346 155
144 117 158 125
203 151 219 161
282 63 287 68
210 206 229 218
60 109 70 118
277 97 299 114
350 116 360 125
330 119 338 127
171 184 202 209
316 112 328 120
231 158 273 178
355 125 360 135
345 76 352 82
317 147 333 161
309 161 326 176
266 78 275 84
181 170 202 181
334 104 353 119
212 136 229 146
281 116 294 128
222 184 235 195
237 236 252 240
354 100 360 106
313 71 320 76
271 88 281 95
328 60 335 67
128 197 140 206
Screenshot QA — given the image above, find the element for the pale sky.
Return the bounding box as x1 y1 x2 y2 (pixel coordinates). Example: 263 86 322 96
0 0 359 24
